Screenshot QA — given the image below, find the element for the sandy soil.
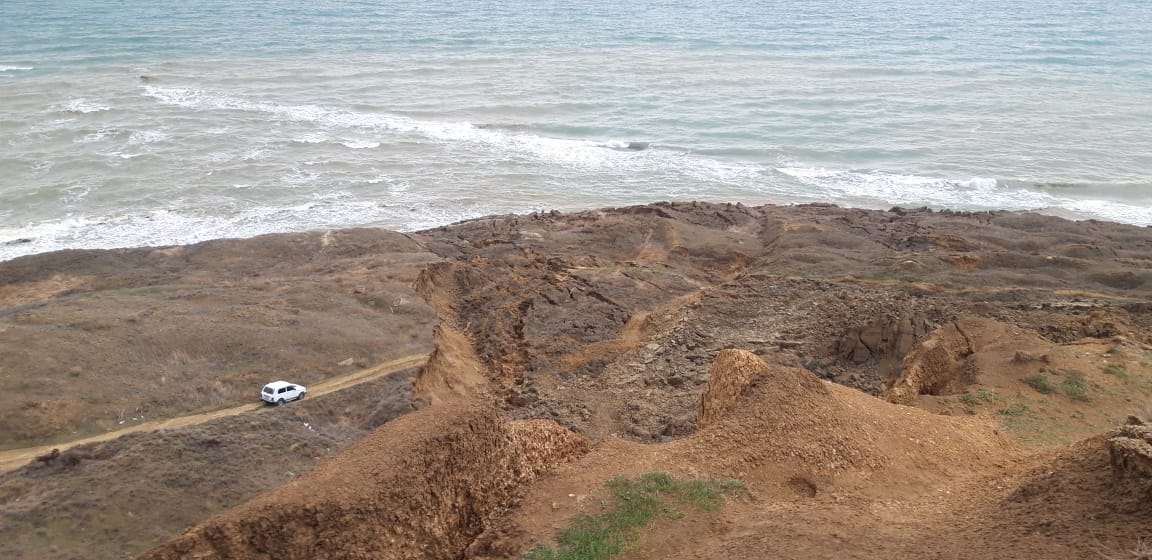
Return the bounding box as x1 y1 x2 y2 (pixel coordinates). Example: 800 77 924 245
2 202 1151 559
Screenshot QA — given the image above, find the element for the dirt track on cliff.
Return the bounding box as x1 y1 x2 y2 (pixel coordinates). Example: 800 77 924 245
130 202 1152 560
0 353 426 473
4 202 1152 560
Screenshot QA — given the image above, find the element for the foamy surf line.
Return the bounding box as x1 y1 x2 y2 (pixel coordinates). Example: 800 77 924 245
57 98 112 113
775 167 1152 226
133 86 1152 231
138 86 1152 227
140 85 766 180
0 201 497 263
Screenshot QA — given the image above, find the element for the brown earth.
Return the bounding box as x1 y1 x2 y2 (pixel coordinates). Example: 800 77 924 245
2 202 1152 559
0 366 420 560
0 228 439 448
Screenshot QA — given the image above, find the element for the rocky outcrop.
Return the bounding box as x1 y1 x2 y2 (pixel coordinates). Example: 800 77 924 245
836 312 936 366
884 320 979 404
1109 422 1152 483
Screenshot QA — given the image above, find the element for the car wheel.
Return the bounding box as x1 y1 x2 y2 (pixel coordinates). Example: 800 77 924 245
277 399 285 406
298 392 305 401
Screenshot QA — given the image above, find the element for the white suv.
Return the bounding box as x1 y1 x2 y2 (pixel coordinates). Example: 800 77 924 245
261 381 307 405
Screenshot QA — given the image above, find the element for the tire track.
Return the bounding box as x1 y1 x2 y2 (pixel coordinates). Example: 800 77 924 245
0 353 428 473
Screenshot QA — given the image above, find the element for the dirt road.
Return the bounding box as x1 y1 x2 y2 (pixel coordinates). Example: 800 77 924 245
0 353 427 473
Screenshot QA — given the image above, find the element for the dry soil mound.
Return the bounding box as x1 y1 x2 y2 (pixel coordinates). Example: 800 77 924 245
671 352 1018 491
138 401 589 560
696 349 769 429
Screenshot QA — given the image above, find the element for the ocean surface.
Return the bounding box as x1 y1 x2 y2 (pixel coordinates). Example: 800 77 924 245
2 0 1151 261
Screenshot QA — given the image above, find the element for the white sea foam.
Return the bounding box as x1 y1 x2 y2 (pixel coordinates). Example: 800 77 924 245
775 167 1055 209
1046 199 1152 226
140 86 762 181
61 183 93 204
362 172 410 193
774 167 1152 226
281 166 322 187
340 140 380 149
0 200 490 262
160 83 1114 221
128 129 167 145
29 161 53 175
240 147 267 161
74 128 118 144
59 99 111 114
292 134 328 144
0 66 33 72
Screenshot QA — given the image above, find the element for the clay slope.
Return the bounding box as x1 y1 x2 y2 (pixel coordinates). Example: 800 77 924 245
502 351 1151 560
932 424 1152 559
139 401 590 560
639 430 1152 560
141 350 1021 560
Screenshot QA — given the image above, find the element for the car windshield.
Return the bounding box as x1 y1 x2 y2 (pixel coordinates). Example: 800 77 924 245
262 387 273 393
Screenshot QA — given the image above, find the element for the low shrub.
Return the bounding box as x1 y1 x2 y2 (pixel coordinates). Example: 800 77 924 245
1061 370 1089 402
1022 373 1055 394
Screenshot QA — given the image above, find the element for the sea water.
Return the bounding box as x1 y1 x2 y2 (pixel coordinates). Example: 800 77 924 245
1 0 1150 261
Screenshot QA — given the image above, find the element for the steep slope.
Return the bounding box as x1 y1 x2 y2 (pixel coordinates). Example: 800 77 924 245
138 401 590 560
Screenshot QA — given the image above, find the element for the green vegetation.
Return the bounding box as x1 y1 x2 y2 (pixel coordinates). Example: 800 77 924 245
1022 372 1055 394
997 403 1030 417
1102 364 1130 381
1060 369 1089 401
1025 369 1091 401
958 389 998 405
523 473 747 560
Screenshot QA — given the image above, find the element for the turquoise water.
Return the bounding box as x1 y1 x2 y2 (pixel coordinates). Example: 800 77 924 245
2 0 1150 260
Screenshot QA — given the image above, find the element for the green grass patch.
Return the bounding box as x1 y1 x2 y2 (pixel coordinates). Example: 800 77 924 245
997 403 1030 417
958 389 998 405
523 473 746 560
1102 364 1130 381
1060 369 1090 401
1022 372 1055 394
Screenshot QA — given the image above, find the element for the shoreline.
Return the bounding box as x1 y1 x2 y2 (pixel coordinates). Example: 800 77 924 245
2 200 1150 265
